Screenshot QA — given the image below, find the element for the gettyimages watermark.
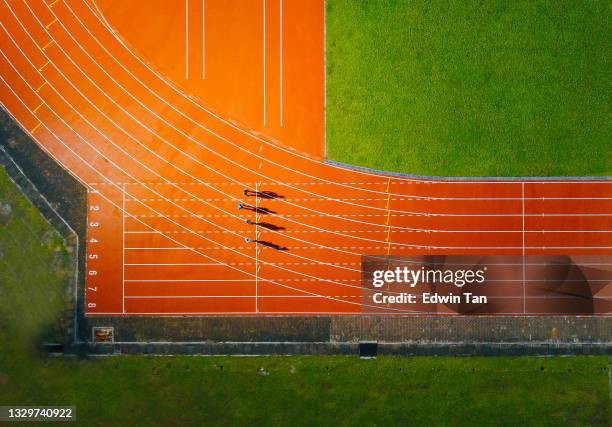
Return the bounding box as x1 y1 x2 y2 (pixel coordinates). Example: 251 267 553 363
360 255 611 315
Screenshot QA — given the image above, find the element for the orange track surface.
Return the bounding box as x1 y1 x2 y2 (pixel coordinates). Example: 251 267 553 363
0 0 610 316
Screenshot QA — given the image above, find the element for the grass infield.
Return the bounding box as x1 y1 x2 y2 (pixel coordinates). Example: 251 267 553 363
325 0 610 176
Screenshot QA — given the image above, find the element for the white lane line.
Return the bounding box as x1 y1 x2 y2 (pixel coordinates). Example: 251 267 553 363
126 263 222 266
263 0 267 126
124 261 612 267
122 182 126 313
123 245 612 251
91 311 612 316
279 0 283 126
121 295 612 299
202 0 205 79
120 195 612 201
125 278 612 284
125 212 612 219
121 228 612 234
185 0 189 79
117 296 343 300
88 180 612 189
125 247 203 250
125 279 256 282
255 181 259 312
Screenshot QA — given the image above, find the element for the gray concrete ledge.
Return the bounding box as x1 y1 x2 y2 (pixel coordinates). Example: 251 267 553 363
325 160 612 181
72 341 611 356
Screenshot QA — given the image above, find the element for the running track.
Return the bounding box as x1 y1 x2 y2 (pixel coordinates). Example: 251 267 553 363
0 0 610 316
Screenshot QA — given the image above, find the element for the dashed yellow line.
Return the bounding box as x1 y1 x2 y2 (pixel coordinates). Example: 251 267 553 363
35 81 47 92
30 122 42 134
45 18 57 30
38 60 50 72
42 40 54 51
49 0 60 7
33 102 44 113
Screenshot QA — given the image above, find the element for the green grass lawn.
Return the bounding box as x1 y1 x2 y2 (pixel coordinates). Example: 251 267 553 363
0 166 610 426
1 353 609 426
0 167 71 348
326 0 611 176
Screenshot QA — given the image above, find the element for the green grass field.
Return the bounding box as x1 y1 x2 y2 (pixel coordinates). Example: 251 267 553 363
0 167 610 425
326 0 611 176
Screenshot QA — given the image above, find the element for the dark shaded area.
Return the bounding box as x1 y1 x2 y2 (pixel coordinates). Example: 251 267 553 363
244 189 284 199
0 110 87 232
254 221 285 231
85 317 332 342
0 108 87 343
359 341 378 358
252 239 288 251
238 203 276 214
361 255 611 315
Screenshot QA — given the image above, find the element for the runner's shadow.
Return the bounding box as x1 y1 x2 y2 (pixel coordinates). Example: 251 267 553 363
254 207 276 215
256 222 285 231
238 204 276 215
258 191 284 199
244 190 284 199
256 240 288 251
